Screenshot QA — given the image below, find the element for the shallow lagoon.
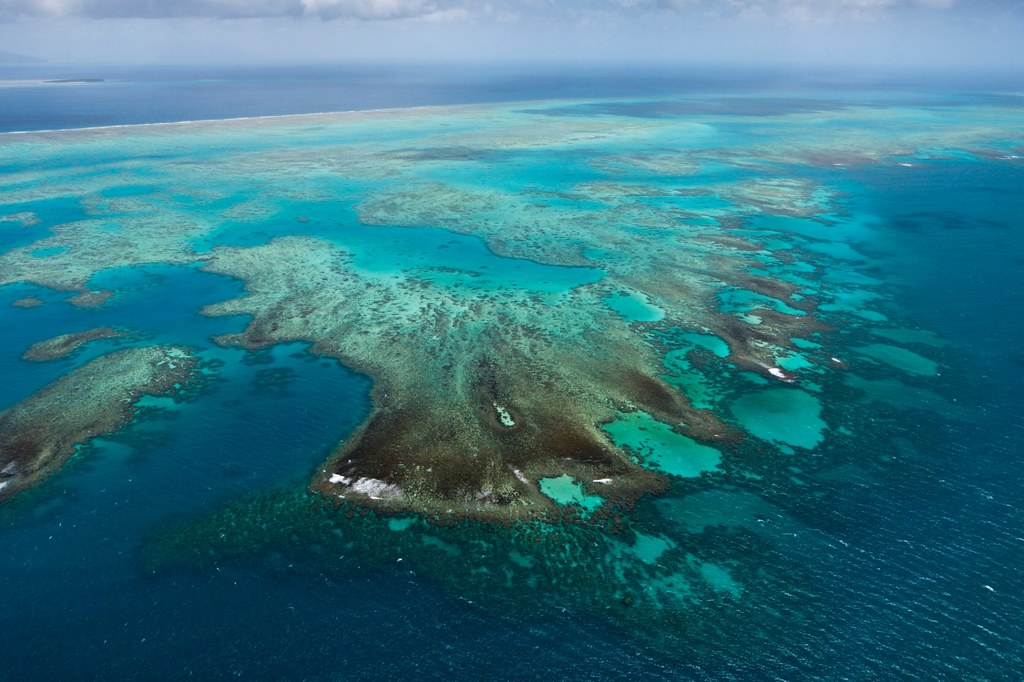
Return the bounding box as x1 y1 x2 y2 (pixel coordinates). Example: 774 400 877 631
730 388 827 450
602 410 723 477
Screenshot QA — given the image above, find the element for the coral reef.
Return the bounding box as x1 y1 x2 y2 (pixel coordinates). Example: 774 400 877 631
22 327 128 361
200 237 736 521
0 346 198 499
1 95 976 520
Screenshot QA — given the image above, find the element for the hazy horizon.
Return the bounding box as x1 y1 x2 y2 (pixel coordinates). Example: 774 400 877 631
0 0 1021 70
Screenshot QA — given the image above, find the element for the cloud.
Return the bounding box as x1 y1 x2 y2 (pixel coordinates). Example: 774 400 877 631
0 0 999 30
0 0 969 22
644 0 960 22
0 0 462 20
0 0 1018 65
301 0 456 20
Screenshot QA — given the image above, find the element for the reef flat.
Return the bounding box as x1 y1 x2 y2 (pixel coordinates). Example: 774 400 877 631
201 237 722 520
0 346 197 499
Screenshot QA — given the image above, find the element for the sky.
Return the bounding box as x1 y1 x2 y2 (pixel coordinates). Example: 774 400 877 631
0 0 1021 68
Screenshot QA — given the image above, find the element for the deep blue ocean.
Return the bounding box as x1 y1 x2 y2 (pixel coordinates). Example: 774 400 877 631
1 63 1022 680
0 62 797 132
3 62 1014 133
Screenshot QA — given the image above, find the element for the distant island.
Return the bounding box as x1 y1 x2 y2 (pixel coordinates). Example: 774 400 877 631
44 78 105 84
0 50 43 64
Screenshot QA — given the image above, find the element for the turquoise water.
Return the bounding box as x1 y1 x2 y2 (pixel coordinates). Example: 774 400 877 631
605 291 665 322
602 411 722 477
729 388 827 450
538 474 604 513
1 70 1023 679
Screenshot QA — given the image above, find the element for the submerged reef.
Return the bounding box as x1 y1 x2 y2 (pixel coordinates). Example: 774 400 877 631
0 346 197 499
11 296 43 308
144 484 822 659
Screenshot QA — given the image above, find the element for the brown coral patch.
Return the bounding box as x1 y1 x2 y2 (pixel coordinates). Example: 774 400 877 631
311 369 674 523
726 273 805 311
708 308 832 379
0 346 198 500
22 327 128 362
67 289 114 308
11 296 44 308
697 234 764 253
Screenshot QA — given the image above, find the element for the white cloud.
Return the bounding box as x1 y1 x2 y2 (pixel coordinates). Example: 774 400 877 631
0 0 1018 65
0 0 465 20
300 0 447 20
647 0 960 22
0 0 963 22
